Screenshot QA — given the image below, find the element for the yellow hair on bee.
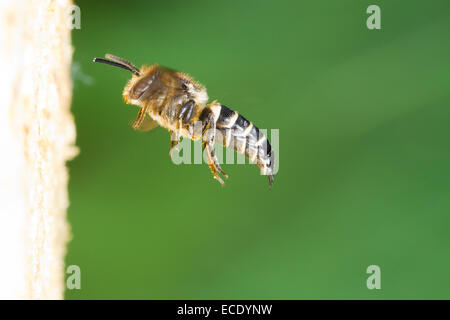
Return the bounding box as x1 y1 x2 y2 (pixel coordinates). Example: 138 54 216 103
93 54 275 188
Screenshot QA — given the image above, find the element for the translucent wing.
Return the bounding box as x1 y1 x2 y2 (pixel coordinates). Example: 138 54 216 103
136 112 159 132
132 106 160 132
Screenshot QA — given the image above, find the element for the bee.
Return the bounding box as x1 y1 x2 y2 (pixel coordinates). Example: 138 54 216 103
93 54 274 187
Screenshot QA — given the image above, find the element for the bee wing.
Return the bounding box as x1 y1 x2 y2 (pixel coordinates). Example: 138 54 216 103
135 111 160 132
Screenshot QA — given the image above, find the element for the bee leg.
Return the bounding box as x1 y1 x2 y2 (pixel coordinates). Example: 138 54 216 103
132 107 146 130
175 100 195 137
206 144 228 181
202 113 228 185
178 100 195 124
180 100 196 125
169 130 181 158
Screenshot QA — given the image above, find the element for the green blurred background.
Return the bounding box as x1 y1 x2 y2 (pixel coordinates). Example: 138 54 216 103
66 0 450 299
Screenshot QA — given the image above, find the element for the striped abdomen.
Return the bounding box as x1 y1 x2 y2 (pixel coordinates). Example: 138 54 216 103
215 105 274 186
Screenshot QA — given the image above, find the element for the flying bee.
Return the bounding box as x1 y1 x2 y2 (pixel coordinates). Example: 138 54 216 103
93 54 274 187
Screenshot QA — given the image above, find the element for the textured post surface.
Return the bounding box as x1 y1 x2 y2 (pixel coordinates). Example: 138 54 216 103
0 0 77 299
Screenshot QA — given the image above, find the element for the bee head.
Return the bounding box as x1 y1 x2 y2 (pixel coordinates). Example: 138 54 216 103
93 54 148 105
122 65 161 105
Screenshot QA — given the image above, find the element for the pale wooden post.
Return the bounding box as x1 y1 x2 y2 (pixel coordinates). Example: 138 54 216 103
0 0 77 299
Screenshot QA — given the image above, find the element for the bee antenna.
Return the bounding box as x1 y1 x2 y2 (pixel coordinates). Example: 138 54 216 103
93 57 140 76
105 54 140 75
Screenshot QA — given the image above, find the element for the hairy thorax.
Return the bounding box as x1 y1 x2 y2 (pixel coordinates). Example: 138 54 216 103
123 65 208 134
